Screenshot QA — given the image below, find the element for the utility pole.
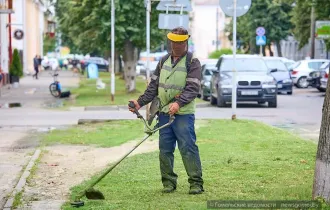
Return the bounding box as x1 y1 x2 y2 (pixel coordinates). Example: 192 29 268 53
310 0 316 59
232 0 237 120
145 0 151 120
216 7 219 51
110 0 115 101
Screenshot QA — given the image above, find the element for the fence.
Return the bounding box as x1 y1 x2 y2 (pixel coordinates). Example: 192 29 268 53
273 36 329 61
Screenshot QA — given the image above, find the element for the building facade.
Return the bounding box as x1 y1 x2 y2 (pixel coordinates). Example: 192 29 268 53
0 0 55 77
190 0 231 59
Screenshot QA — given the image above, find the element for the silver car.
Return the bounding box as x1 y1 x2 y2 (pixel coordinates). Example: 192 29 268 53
210 54 278 108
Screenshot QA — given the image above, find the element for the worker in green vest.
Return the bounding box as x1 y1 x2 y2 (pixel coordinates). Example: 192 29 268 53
129 27 203 194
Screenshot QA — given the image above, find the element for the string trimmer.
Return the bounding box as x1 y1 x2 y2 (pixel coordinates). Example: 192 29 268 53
70 101 175 208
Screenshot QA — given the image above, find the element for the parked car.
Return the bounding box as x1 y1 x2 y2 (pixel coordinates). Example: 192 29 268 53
136 61 159 76
320 64 330 91
307 61 330 92
83 57 109 71
199 59 218 101
262 57 293 95
290 59 329 88
278 57 296 69
210 54 278 108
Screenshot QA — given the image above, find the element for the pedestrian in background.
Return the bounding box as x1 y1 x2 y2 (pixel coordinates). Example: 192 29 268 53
38 55 42 72
32 55 39 79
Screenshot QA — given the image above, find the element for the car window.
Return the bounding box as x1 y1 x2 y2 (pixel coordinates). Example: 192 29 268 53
291 61 301 69
220 58 268 72
308 62 323 70
264 60 288 71
320 62 329 70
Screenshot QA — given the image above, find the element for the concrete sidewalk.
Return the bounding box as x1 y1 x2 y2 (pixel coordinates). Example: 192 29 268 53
0 70 80 109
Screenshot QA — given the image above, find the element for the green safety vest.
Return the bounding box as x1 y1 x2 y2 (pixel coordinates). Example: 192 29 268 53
158 54 196 115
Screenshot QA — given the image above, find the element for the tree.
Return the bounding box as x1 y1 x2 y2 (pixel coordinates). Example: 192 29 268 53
55 0 165 92
313 64 330 202
225 0 293 56
43 34 56 54
291 0 330 52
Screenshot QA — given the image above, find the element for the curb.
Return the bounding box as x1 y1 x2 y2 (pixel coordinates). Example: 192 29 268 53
3 149 41 210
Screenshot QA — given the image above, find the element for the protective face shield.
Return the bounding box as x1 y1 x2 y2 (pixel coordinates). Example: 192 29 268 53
167 32 190 57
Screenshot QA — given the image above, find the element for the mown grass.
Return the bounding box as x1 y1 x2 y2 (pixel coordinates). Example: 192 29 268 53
56 119 322 210
43 120 159 147
64 72 205 107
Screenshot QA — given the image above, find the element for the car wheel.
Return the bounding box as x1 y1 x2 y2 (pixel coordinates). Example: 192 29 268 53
216 90 226 107
201 90 208 101
210 94 217 105
317 87 326 92
297 77 309 88
287 91 293 95
268 97 277 108
258 101 266 105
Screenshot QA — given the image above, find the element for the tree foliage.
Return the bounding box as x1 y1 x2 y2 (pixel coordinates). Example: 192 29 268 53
55 0 165 55
291 0 330 50
55 0 166 92
225 0 293 55
9 49 23 78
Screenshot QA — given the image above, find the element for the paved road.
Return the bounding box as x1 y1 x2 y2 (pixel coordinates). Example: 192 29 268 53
0 86 325 141
0 73 325 208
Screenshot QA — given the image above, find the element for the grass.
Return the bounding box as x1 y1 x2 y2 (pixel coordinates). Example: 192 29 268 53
12 191 23 209
64 72 205 107
57 119 322 210
43 120 159 147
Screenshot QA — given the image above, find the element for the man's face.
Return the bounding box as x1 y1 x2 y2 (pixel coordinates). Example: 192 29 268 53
171 40 187 57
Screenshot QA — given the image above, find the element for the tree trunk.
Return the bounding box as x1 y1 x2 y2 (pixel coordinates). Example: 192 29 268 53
312 65 330 202
122 39 137 93
275 41 283 57
268 44 274 57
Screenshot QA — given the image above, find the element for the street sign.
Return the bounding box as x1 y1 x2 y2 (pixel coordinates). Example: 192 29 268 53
256 27 265 36
156 0 192 12
256 35 266 46
316 21 330 39
158 13 189 30
219 0 252 17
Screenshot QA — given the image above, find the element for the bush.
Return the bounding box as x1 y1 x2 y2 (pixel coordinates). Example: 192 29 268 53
208 48 244 59
9 49 23 78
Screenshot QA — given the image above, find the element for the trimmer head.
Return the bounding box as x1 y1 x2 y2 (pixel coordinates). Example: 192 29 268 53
70 200 84 208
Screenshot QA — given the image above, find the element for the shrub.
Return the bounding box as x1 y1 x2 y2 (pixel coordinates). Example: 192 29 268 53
9 49 23 78
208 48 244 59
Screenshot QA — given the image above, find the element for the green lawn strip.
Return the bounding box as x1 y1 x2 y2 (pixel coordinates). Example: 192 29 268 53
42 120 159 147
64 72 205 107
59 119 320 210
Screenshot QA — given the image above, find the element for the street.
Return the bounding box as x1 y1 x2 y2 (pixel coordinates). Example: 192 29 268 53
0 86 324 141
0 72 325 209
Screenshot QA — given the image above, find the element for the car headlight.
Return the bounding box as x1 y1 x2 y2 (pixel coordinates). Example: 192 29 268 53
221 80 231 85
282 79 292 84
262 79 276 85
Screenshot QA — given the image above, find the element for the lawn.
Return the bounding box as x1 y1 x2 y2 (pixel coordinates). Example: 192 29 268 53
56 119 322 210
43 120 159 147
64 72 205 107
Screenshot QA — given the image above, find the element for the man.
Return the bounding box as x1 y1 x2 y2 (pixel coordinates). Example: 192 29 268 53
128 27 204 194
33 55 39 79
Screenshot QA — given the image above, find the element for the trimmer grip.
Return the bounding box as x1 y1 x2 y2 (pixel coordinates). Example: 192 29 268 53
169 115 175 124
128 101 142 118
128 101 136 109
